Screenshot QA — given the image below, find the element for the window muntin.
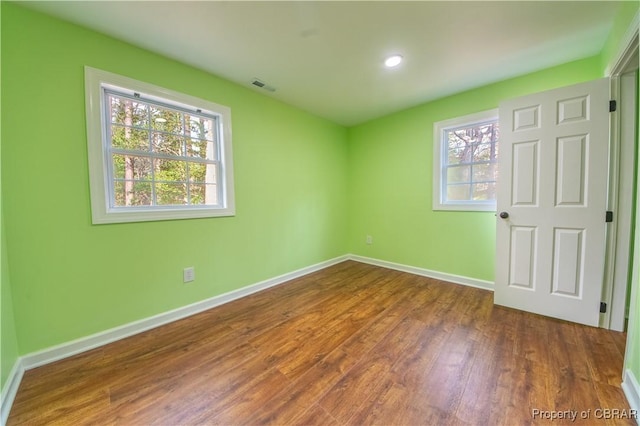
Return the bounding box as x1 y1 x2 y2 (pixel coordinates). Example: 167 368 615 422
85 67 235 224
433 109 498 211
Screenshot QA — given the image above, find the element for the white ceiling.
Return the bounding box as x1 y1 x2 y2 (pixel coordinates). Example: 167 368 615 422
22 1 624 126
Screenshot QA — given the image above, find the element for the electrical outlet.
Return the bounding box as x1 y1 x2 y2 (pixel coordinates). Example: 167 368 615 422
366 235 373 245
183 267 195 283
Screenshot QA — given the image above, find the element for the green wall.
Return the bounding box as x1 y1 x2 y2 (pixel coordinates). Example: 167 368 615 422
1 3 348 355
633 68 640 403
1 215 19 392
0 0 20 391
347 56 602 281
626 68 640 397
0 0 21 395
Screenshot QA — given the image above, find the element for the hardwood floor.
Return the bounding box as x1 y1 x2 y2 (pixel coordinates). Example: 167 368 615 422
8 261 635 425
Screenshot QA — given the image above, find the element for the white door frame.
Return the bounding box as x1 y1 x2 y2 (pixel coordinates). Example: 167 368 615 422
602 12 639 331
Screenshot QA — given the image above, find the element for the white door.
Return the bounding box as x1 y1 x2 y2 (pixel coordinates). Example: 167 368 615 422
494 78 610 327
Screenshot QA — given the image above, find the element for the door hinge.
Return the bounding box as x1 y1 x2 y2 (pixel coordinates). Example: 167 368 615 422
609 100 617 112
600 302 607 313
606 211 614 223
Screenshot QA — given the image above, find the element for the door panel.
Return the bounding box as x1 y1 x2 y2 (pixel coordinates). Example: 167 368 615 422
509 226 536 289
512 141 539 206
551 228 584 297
556 135 587 205
495 78 609 327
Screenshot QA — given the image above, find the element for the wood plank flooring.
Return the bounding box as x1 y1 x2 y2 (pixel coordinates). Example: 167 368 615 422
8 261 635 425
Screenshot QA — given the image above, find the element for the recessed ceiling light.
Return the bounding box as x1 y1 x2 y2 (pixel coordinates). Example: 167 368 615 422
384 55 403 68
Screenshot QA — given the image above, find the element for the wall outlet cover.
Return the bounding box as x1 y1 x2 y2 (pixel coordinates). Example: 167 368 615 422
183 267 195 283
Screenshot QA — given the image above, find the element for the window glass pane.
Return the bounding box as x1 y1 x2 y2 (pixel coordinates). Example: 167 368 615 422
112 154 152 180
486 122 499 140
151 106 183 134
477 123 498 142
472 182 496 201
447 165 470 184
472 163 497 182
189 162 205 183
473 142 498 162
152 132 184 156
446 130 468 150
447 137 472 165
186 115 215 141
447 121 499 165
447 184 471 201
156 182 187 205
447 147 470 165
189 183 205 205
189 183 218 205
187 139 216 160
111 126 150 151
154 158 187 183
189 162 217 183
447 130 477 164
114 181 152 207
110 96 149 127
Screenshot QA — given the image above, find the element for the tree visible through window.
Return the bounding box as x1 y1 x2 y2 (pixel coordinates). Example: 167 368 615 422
433 109 498 211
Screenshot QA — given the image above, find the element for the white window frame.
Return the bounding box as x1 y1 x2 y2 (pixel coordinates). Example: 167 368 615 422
85 67 235 224
432 109 498 212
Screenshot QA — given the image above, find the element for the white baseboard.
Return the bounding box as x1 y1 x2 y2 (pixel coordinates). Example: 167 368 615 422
348 254 494 291
1 359 24 426
21 255 348 370
622 368 640 425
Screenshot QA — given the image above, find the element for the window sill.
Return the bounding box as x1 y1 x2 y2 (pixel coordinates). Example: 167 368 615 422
432 202 496 212
91 206 235 224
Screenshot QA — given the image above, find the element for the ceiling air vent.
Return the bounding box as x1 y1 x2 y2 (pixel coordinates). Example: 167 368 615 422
251 78 276 92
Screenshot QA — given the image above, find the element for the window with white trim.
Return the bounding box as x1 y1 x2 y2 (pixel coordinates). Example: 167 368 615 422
85 67 235 224
433 109 499 211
